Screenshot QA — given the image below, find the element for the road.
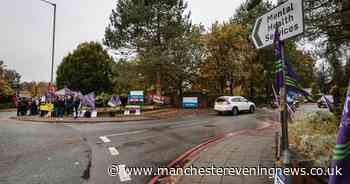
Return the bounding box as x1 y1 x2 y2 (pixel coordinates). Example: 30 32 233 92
0 111 91 184
0 108 277 184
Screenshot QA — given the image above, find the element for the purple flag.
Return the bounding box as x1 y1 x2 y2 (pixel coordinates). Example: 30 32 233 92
329 81 350 184
108 96 121 107
274 30 284 93
275 59 310 97
80 92 95 109
274 28 310 98
323 95 334 112
274 30 283 58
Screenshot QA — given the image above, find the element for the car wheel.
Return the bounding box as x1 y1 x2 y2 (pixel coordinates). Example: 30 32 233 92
249 106 255 113
232 107 238 116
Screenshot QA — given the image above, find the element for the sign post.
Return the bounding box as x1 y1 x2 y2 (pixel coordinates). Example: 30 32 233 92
251 0 304 183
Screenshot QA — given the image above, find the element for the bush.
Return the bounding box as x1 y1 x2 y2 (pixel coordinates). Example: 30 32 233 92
290 111 338 168
95 93 112 107
0 102 15 109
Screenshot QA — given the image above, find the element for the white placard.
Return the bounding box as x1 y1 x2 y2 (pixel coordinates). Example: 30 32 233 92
91 110 97 118
135 109 141 116
130 91 144 96
124 110 130 115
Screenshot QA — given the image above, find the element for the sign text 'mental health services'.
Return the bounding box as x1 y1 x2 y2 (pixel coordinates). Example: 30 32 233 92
252 0 304 49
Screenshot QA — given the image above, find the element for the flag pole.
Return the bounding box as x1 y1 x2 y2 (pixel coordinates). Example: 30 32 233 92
276 0 292 182
279 38 290 162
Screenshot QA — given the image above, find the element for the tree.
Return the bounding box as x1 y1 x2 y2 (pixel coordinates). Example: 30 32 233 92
311 82 320 96
165 24 205 97
136 24 205 97
304 0 350 52
104 0 207 101
56 42 114 94
328 51 345 86
0 60 20 97
104 0 190 52
198 22 257 96
111 59 145 95
20 81 50 97
4 69 21 90
0 79 13 97
345 58 350 80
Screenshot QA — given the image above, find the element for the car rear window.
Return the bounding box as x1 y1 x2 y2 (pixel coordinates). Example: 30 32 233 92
216 98 227 102
231 98 240 102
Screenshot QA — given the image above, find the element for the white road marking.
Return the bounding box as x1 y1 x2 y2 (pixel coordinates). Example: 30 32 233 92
99 136 111 143
104 130 148 137
108 147 119 156
118 165 132 182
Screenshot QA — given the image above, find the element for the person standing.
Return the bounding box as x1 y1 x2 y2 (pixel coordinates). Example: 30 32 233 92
16 98 20 116
30 98 38 115
54 96 60 117
57 96 65 118
65 96 73 116
73 96 81 119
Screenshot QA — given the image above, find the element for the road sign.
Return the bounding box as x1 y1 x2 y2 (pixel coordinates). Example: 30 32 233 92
182 97 198 108
251 0 304 49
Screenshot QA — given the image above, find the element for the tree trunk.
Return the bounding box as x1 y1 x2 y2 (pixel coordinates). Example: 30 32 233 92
250 81 254 98
178 85 183 108
342 0 350 33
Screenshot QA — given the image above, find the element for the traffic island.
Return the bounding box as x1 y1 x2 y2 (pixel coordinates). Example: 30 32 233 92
11 115 156 124
10 108 214 124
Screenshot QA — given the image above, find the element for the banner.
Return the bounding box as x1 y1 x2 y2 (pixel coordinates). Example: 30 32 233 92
80 92 95 109
108 96 121 107
329 81 350 184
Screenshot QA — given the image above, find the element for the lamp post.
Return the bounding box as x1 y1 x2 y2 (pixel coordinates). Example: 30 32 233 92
39 0 56 84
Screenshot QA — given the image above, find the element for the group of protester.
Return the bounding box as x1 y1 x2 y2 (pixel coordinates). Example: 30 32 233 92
16 97 39 116
16 95 82 119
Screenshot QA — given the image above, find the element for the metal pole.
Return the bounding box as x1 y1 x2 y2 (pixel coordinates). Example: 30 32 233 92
280 40 290 159
51 4 56 84
38 0 56 84
277 0 292 182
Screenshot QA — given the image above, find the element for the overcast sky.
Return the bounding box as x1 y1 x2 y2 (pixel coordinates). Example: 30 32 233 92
0 0 260 82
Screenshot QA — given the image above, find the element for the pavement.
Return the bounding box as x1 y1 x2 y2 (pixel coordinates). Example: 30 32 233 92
175 123 277 184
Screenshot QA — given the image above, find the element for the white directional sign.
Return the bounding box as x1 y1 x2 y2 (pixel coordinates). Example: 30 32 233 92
251 0 304 49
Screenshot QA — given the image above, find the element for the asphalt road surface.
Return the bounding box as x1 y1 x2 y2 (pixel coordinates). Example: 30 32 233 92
0 108 277 184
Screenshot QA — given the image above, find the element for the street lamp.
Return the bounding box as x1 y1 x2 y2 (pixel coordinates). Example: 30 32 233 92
38 0 56 84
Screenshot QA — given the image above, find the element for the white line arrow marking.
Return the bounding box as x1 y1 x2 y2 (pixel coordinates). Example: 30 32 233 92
99 136 111 143
108 147 119 156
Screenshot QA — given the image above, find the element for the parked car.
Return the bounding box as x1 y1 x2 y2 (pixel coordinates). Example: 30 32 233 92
214 96 256 115
317 95 334 108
